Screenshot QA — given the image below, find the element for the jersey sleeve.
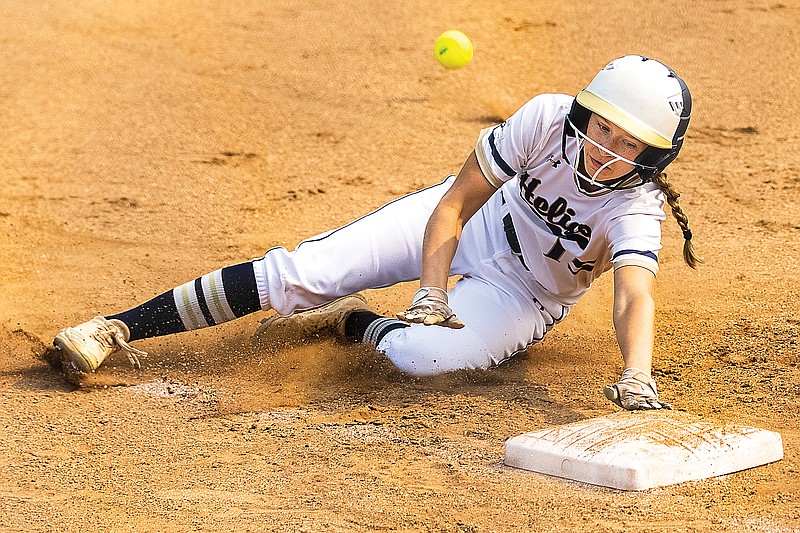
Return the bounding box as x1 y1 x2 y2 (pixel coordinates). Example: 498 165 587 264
474 94 568 188
606 188 667 275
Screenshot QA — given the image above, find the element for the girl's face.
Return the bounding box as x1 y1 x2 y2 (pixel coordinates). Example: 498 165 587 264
583 113 647 181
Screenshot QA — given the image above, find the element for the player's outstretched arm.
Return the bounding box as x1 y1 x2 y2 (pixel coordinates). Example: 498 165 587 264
604 265 672 410
397 151 497 329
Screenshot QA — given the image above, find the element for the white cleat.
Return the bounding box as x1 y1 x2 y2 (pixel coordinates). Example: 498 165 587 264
254 294 371 341
53 316 147 373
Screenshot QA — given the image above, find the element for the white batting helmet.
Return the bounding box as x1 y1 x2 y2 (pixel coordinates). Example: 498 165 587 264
565 55 692 182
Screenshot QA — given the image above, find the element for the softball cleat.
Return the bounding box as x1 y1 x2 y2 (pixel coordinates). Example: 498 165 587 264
254 293 370 340
53 316 147 373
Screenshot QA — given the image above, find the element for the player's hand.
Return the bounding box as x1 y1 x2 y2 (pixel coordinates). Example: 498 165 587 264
396 287 465 329
604 368 672 411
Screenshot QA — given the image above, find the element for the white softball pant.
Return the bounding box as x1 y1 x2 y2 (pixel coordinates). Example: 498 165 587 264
252 176 563 377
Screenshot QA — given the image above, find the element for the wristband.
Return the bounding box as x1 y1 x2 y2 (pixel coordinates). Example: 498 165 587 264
411 286 448 305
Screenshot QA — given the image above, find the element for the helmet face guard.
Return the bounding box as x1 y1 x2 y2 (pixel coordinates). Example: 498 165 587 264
564 55 692 191
563 114 658 192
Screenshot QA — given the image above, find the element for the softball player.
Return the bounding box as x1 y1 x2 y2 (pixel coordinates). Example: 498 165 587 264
52 55 697 411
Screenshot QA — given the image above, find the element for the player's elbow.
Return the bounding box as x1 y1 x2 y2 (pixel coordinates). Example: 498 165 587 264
613 291 655 329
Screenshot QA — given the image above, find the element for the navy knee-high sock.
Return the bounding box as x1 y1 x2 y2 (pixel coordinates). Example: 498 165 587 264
344 311 409 347
108 262 261 342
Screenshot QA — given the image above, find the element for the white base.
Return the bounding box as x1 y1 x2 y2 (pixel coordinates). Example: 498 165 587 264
504 411 783 491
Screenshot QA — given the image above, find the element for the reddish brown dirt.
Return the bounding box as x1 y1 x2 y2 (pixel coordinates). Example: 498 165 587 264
1 1 799 531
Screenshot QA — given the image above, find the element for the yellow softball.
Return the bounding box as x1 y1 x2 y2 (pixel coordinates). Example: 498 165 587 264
434 30 473 69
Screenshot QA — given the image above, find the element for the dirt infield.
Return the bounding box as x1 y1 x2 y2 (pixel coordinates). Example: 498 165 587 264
1 1 798 531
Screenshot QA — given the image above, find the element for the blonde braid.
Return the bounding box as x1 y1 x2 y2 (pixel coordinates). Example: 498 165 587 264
653 172 701 269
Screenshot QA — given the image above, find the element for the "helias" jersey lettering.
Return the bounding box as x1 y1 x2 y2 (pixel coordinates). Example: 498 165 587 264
519 172 592 250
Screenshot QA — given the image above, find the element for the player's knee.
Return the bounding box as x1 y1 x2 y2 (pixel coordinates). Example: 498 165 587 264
254 247 346 314
378 325 496 377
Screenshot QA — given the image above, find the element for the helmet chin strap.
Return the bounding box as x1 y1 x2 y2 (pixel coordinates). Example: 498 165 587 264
563 116 658 192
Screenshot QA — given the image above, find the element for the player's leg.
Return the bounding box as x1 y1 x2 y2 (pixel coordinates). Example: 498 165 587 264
351 253 554 377
52 176 458 373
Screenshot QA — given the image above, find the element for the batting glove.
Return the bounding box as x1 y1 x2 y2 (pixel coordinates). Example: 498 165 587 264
604 367 672 411
396 287 465 329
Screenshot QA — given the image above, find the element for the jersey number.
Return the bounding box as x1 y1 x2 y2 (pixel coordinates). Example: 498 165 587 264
544 238 596 274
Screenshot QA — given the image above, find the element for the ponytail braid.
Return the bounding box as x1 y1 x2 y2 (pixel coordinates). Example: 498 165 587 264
653 172 701 269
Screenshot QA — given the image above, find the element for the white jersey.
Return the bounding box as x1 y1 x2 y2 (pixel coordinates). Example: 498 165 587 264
474 93 667 308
